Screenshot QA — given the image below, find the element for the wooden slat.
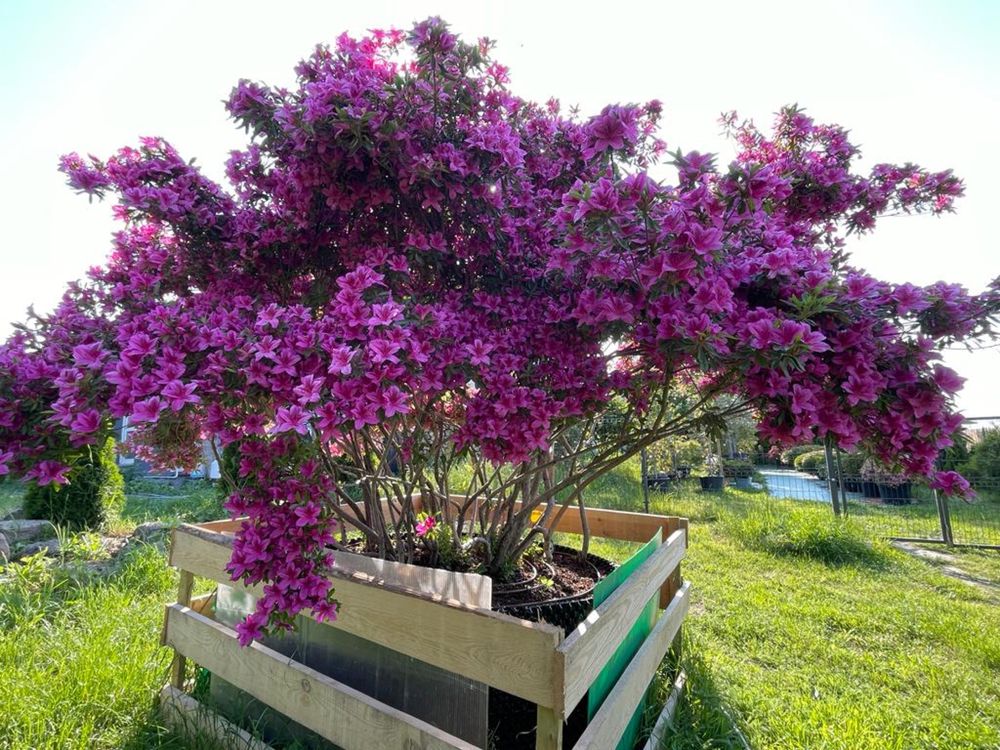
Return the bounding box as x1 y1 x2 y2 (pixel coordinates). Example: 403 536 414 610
206 504 682 544
571 583 690 750
168 568 194 688
198 518 243 534
535 705 563 750
641 670 687 750
159 683 275 750
558 529 686 714
513 502 682 543
331 548 492 606
163 605 475 750
189 592 214 615
659 517 685 609
199 496 397 535
169 524 563 709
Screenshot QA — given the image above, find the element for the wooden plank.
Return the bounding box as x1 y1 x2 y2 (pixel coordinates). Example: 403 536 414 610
513 501 682 543
158 683 275 750
190 527 492 605
198 518 243 534
571 583 690 750
168 567 195 688
640 670 687 750
331 548 492 606
659 518 681 609
169 525 564 709
559 529 686 714
189 592 214 616
535 705 563 750
163 605 475 750
660 516 689 613
204 502 682 544
198 495 398 535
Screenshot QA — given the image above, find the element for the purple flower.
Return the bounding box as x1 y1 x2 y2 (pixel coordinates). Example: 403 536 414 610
415 516 437 537
465 339 492 366
379 386 410 418
326 345 355 375
28 460 70 487
368 338 402 364
584 105 638 158
294 502 321 527
72 342 105 369
132 396 164 423
162 380 201 411
930 471 973 498
931 365 965 393
70 409 102 434
273 405 311 435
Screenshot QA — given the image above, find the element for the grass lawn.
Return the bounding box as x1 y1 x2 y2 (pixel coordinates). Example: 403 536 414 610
622 487 1000 750
0 483 226 750
1 467 998 749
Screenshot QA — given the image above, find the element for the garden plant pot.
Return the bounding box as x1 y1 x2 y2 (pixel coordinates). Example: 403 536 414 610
645 472 673 492
877 482 912 505
733 477 752 490
842 477 862 493
861 480 881 499
699 476 724 492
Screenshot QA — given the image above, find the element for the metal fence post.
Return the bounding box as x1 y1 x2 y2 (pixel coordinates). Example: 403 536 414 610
934 489 955 546
824 437 841 516
641 447 650 514
834 446 848 518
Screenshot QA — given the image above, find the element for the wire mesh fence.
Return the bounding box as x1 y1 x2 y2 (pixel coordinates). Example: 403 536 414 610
636 451 1000 549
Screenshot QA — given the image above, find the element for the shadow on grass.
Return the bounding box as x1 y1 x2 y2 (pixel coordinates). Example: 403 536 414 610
650 644 749 750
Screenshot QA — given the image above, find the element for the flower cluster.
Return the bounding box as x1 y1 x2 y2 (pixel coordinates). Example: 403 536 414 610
1 19 996 640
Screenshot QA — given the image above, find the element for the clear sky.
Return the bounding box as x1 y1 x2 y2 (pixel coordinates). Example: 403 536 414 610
1 0 997 415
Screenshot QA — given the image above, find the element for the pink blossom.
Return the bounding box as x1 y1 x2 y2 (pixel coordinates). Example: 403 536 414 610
327 345 355 375
465 339 492 366
28 460 70 487
294 502 322 527
368 338 402 364
72 342 105 369
132 396 164 423
162 380 200 411
294 375 324 405
70 409 102 434
931 364 965 393
273 405 311 435
415 516 437 537
379 386 410 418
930 471 973 498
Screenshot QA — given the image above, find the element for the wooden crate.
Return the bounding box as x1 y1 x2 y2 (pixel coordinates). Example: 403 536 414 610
160 503 690 750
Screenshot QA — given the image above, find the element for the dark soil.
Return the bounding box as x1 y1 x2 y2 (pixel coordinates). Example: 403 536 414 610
340 536 614 608
492 548 613 609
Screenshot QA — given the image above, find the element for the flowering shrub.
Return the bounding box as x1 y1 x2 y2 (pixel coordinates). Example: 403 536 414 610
1 18 997 642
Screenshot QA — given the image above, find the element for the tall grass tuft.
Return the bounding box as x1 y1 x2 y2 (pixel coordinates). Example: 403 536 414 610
723 504 891 567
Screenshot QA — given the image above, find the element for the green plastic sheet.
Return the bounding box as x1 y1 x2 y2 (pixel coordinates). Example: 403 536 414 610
586 532 661 750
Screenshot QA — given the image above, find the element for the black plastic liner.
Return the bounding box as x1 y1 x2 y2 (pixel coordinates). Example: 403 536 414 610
488 548 616 750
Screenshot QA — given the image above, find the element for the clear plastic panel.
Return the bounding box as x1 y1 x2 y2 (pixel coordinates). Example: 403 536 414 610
211 581 489 748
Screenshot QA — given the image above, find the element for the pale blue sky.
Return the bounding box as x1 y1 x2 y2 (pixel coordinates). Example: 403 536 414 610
1 0 997 415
